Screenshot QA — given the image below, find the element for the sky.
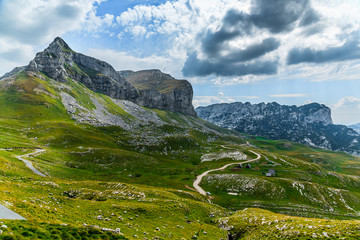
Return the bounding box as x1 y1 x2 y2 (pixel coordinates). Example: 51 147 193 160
0 0 359 125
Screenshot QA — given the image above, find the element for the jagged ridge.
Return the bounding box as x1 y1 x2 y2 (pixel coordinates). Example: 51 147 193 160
1 37 196 116
197 102 360 156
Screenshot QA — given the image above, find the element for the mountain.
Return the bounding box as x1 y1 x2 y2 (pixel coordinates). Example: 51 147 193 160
1 37 196 116
197 102 360 156
2 37 360 239
349 123 360 133
119 69 196 116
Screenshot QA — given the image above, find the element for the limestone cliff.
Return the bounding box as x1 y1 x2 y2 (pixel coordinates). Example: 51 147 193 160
2 37 196 116
119 69 197 116
197 102 360 156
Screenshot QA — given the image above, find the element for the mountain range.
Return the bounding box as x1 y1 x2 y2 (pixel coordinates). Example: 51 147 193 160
1 37 360 239
1 37 196 117
197 102 360 156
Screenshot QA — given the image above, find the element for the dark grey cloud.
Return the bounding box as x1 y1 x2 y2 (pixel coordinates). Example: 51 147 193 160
182 53 278 77
0 48 30 62
183 0 320 77
287 39 360 65
201 10 253 57
250 0 315 33
56 4 82 19
299 8 320 27
202 28 242 57
223 38 280 63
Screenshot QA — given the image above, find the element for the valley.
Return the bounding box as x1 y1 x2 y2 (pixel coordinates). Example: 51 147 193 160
0 38 360 239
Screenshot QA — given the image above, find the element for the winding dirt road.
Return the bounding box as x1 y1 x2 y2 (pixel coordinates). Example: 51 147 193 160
0 204 26 220
0 148 46 220
15 149 46 177
193 150 261 196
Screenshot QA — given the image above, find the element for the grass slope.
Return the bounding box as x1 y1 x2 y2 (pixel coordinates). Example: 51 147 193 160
1 71 360 238
222 208 360 239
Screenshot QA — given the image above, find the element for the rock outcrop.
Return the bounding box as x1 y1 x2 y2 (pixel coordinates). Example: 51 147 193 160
119 69 197 116
197 102 360 156
2 37 196 116
27 37 139 102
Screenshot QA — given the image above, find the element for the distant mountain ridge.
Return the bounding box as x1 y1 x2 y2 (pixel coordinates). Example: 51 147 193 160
1 37 196 116
197 102 360 156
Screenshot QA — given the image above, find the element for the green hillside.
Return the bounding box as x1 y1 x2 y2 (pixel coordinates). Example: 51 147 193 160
1 71 360 239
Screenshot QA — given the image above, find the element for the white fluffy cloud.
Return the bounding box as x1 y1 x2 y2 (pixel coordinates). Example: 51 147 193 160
0 0 103 44
331 97 360 125
114 0 360 84
333 97 360 110
86 48 174 72
0 0 111 75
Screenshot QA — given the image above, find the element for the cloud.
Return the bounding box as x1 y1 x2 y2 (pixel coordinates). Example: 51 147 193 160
84 11 114 32
182 53 278 77
193 95 261 107
222 38 281 62
0 0 102 45
128 25 147 37
287 37 360 65
331 96 360 125
269 93 306 98
181 0 319 78
86 48 173 72
0 38 34 74
332 96 360 110
0 0 112 75
203 35 280 61
299 8 320 26
250 0 317 33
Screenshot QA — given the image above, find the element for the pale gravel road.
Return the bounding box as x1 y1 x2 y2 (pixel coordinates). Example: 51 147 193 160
0 148 47 220
0 204 26 220
15 149 46 177
193 150 261 196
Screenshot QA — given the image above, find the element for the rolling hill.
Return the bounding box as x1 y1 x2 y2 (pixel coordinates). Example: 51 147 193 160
1 37 360 239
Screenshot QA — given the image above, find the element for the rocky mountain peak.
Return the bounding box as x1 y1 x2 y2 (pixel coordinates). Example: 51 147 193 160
299 103 333 125
197 101 360 156
120 69 197 116
2 37 197 116
47 37 72 53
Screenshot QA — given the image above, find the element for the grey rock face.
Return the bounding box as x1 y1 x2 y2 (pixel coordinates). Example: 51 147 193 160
120 69 197 116
0 66 26 80
29 37 139 102
197 102 360 156
3 37 196 116
59 91 163 130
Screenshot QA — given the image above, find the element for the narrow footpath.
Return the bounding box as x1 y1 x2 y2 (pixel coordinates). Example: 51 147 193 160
193 150 261 196
0 148 46 220
0 204 26 220
15 149 46 177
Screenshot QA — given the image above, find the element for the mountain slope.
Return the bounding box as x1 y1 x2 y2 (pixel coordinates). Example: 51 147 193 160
1 37 195 116
2 38 360 239
197 102 360 156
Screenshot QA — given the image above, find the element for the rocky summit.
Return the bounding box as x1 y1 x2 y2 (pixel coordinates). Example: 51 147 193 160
119 69 196 116
197 102 360 156
1 37 196 116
